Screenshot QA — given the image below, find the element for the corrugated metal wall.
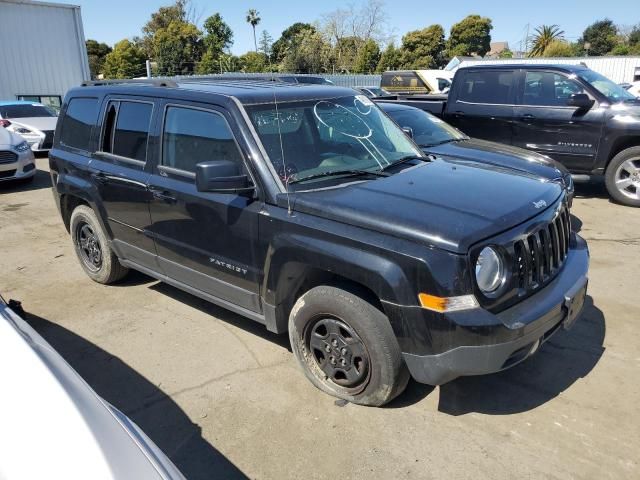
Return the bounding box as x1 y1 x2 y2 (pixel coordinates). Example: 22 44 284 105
0 0 90 100
455 57 640 83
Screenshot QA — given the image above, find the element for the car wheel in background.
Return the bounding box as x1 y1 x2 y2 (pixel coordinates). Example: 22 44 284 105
70 205 129 284
289 285 409 406
605 147 640 207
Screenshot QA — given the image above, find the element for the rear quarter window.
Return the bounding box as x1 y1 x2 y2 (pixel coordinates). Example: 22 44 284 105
457 70 515 105
59 97 99 151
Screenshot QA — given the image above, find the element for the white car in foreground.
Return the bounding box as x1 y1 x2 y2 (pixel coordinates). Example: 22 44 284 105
0 124 36 183
0 101 58 152
0 295 186 480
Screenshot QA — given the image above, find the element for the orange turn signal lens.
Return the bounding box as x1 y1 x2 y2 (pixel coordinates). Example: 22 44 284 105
418 293 479 313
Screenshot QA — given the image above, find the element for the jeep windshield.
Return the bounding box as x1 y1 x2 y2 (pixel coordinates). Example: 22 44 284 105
245 95 424 189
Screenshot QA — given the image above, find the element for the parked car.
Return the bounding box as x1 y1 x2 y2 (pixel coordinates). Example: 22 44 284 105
379 64 640 207
355 86 390 98
0 294 186 479
377 102 574 202
0 121 36 183
0 100 58 152
50 80 589 406
381 70 453 95
625 81 640 98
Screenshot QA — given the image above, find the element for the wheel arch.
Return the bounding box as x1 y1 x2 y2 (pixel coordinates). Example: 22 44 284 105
604 135 640 171
262 237 413 334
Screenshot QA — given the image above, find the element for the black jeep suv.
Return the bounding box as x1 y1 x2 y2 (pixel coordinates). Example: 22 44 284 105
50 80 589 406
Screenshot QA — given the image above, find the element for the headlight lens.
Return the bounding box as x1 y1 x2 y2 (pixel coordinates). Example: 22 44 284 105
15 141 30 152
475 246 504 293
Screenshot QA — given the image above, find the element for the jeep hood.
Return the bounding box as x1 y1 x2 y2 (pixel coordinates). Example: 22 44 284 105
284 159 563 253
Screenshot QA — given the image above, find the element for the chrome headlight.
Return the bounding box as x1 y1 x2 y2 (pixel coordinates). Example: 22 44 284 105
475 246 504 294
14 141 30 152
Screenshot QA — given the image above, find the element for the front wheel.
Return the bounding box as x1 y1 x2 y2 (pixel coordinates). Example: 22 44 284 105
605 147 640 207
289 286 409 406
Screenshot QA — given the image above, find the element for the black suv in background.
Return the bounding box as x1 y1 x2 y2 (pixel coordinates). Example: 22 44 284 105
50 80 589 406
380 64 640 207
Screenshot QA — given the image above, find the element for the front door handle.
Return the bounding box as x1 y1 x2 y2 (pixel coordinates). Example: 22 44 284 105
150 189 177 204
521 113 536 121
453 111 466 117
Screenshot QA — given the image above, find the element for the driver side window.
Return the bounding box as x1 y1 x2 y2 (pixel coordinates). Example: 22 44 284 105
522 71 585 106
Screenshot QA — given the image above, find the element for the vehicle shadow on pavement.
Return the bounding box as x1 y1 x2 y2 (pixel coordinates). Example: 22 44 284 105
0 168 51 194
25 312 249 480
149 281 293 352
573 178 609 200
436 296 605 416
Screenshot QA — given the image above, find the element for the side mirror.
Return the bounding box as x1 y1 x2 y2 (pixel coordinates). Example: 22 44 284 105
402 126 414 138
195 160 253 193
566 93 594 109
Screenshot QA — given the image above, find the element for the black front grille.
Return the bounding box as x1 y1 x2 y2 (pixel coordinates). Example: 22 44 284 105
0 169 17 178
42 130 54 149
513 204 571 292
0 150 18 164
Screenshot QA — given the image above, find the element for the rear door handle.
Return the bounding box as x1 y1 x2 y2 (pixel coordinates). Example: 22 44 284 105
453 111 466 117
521 113 536 121
150 188 177 204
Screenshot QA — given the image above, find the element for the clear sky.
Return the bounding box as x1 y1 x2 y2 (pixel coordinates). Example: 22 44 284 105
73 0 636 54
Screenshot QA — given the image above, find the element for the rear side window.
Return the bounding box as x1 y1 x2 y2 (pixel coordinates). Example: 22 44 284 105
458 70 514 104
161 107 242 173
59 98 99 151
101 100 153 162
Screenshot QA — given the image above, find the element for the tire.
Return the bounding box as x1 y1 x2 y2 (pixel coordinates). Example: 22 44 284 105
605 146 640 207
289 286 409 407
70 205 129 284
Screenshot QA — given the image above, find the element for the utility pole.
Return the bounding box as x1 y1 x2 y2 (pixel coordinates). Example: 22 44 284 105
146 59 152 78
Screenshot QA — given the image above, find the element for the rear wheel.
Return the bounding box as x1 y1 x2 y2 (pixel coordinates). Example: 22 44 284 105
289 286 409 406
605 147 640 207
70 205 128 284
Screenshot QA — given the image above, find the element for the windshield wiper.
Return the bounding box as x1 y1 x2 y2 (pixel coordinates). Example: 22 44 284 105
420 138 463 148
380 155 431 172
288 169 390 185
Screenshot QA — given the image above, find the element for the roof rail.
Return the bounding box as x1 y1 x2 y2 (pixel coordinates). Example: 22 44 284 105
81 79 178 87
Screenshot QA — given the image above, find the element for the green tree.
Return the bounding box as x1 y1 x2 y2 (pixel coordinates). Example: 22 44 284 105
202 13 233 56
85 39 112 79
246 9 261 52
542 40 574 57
259 30 273 57
353 39 381 73
376 43 401 72
140 0 190 58
529 25 564 57
498 48 513 58
629 26 640 46
280 29 330 73
271 23 316 63
579 19 618 56
102 39 146 79
154 20 203 76
447 15 493 57
399 24 446 69
239 51 268 72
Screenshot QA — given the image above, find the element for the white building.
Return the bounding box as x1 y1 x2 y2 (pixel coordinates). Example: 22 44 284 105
0 0 90 110
446 56 640 84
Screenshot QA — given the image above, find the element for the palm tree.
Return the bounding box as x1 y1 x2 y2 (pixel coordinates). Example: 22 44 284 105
246 9 261 52
529 25 565 57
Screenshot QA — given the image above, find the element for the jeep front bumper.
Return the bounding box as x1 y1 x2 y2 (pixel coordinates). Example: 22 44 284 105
399 234 589 385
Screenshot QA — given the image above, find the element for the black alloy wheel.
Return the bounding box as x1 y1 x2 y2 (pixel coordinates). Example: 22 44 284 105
306 316 370 390
76 222 103 272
